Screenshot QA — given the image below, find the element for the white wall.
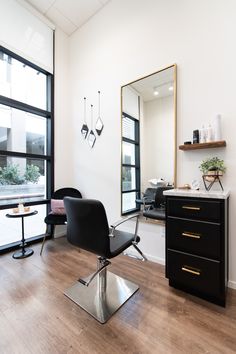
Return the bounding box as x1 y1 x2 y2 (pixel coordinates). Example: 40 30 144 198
142 96 174 189
53 28 77 237
68 0 236 288
54 28 74 189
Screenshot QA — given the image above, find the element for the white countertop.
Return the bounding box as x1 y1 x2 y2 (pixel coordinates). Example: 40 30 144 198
163 189 230 199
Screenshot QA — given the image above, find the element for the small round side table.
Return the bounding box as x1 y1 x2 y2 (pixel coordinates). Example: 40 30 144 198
6 210 38 259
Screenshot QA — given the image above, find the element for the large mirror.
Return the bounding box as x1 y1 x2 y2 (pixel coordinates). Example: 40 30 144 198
121 64 177 216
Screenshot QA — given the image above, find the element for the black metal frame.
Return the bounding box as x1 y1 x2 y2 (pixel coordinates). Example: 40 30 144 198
121 112 140 215
0 44 54 251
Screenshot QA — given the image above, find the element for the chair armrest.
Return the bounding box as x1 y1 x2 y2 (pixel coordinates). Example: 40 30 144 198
143 197 154 210
110 213 140 229
109 213 140 241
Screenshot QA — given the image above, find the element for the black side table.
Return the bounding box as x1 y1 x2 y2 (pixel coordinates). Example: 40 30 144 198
6 210 38 259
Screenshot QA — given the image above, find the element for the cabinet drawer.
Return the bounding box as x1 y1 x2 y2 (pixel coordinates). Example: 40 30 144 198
168 250 221 298
167 198 221 222
167 218 221 259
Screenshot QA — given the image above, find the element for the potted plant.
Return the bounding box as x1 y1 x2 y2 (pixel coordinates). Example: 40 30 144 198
199 157 226 182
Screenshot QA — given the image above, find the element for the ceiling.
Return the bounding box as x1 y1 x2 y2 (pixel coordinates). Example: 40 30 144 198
25 0 111 35
130 66 174 102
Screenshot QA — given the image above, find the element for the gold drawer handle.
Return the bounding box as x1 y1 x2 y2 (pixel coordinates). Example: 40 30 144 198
181 267 201 276
182 206 201 211
182 232 201 239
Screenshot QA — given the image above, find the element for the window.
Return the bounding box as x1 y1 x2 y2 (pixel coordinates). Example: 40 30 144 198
0 46 53 249
121 113 140 214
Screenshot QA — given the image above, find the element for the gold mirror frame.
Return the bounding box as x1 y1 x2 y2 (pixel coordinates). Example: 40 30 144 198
120 64 177 216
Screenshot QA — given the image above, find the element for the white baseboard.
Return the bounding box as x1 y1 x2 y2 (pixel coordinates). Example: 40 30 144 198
124 248 165 265
228 280 236 290
54 231 66 239
145 253 165 265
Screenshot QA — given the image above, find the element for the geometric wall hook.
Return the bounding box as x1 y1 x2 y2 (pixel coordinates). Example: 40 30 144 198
95 117 104 136
81 123 89 139
95 91 104 136
81 97 89 139
88 130 96 148
88 104 96 148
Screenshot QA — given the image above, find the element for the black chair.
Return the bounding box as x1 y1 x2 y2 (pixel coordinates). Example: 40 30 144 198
63 197 146 324
40 188 82 255
143 186 173 220
135 187 156 210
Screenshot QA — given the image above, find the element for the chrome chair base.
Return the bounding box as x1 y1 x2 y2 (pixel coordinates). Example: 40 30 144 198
64 271 139 324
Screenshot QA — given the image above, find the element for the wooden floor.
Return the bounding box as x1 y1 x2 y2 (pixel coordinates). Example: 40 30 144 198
1 238 236 354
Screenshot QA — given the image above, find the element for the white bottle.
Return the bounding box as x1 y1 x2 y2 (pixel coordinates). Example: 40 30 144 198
206 124 213 142
199 125 206 143
214 114 222 141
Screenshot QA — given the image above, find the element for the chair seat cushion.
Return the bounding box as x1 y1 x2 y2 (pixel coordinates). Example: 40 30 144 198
109 229 140 258
143 208 166 220
44 213 67 225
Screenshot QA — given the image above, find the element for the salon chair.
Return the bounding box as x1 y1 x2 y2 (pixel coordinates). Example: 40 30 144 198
135 187 157 210
143 186 173 220
63 197 146 324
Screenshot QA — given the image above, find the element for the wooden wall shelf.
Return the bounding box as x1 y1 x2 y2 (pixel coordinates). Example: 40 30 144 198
179 140 226 151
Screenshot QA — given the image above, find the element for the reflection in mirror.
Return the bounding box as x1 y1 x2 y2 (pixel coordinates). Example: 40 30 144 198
121 65 176 216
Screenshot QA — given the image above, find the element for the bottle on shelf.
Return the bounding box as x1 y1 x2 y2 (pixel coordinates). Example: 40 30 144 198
199 125 206 143
193 130 199 144
206 124 213 142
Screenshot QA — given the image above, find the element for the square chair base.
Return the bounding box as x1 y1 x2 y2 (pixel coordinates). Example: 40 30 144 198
64 271 139 324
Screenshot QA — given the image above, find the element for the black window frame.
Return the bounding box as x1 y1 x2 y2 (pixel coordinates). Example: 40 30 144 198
121 112 140 215
0 45 54 253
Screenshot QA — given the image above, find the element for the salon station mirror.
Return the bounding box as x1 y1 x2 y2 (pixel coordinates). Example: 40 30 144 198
121 64 177 217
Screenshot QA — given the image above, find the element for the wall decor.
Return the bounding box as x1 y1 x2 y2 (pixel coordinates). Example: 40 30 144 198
95 90 104 136
88 104 96 148
81 97 89 139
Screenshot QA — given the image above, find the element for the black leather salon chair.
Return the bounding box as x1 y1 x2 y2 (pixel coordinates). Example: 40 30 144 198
40 187 82 255
63 197 146 324
143 186 173 220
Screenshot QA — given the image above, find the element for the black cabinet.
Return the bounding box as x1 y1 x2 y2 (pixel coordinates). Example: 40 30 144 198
165 195 229 306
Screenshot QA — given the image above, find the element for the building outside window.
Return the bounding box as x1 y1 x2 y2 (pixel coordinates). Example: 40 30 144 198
121 113 140 214
0 46 53 250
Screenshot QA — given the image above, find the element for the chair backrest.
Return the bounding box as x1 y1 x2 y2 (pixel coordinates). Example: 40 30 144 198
64 197 110 257
144 188 157 200
52 188 82 200
154 186 173 208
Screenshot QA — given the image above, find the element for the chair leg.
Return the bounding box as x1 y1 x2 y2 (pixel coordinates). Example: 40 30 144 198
40 225 54 256
123 242 147 261
132 242 148 261
40 227 47 256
